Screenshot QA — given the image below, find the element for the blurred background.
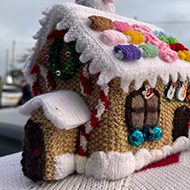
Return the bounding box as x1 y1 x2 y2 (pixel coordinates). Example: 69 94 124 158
0 0 190 156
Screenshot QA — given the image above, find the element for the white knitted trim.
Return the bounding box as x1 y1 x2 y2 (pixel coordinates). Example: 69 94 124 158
75 135 190 180
21 2 190 94
75 154 87 174
19 90 90 130
53 153 75 180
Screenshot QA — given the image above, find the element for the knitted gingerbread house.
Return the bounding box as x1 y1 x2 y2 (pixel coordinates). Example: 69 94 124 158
20 0 190 182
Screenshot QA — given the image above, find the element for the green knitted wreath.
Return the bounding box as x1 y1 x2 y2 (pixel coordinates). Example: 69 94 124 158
48 38 81 80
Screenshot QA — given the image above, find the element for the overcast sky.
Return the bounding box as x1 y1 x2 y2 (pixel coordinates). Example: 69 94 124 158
1 0 190 78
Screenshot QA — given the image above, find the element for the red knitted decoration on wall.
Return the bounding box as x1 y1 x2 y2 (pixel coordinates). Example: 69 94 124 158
80 73 92 94
80 64 92 95
30 65 41 96
46 71 56 90
34 149 40 157
30 64 56 96
30 64 40 74
78 84 110 156
78 145 87 156
32 81 42 96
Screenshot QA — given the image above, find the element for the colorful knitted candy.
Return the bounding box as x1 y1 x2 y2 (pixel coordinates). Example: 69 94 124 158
153 31 189 63
143 127 155 142
123 30 144 44
129 129 144 146
113 21 134 32
113 44 142 61
132 24 152 33
158 35 169 43
88 15 114 31
100 29 127 46
132 24 178 63
183 50 190 62
169 43 188 52
159 49 178 63
153 126 163 141
156 41 170 51
129 126 163 146
167 37 179 44
177 51 186 60
138 44 159 59
152 30 172 38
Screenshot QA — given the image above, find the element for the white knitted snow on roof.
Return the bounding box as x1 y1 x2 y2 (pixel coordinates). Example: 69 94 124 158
23 2 190 93
20 90 91 130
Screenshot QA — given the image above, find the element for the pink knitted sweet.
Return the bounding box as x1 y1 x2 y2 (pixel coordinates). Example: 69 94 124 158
113 21 134 32
142 32 159 44
157 41 170 52
100 29 127 46
159 49 178 63
132 24 178 63
132 24 152 33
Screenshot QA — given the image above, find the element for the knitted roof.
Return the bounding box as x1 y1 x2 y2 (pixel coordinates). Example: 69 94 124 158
23 2 190 93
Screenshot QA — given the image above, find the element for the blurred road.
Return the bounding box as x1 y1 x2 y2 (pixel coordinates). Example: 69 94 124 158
0 106 29 156
0 107 29 140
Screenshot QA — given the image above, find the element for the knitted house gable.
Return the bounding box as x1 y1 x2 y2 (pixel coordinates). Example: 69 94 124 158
23 2 190 92
21 2 190 182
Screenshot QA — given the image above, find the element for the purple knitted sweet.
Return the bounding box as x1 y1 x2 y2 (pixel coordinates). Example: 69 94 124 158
113 44 142 61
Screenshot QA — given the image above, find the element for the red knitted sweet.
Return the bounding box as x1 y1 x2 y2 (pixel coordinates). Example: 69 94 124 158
169 43 188 52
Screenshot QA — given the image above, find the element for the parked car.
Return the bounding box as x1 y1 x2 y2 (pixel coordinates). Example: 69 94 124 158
0 85 22 107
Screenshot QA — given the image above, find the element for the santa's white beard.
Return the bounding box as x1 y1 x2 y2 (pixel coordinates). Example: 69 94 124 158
76 0 115 13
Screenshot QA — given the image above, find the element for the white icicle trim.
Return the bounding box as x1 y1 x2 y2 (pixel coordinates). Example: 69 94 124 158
75 135 190 180
22 2 186 94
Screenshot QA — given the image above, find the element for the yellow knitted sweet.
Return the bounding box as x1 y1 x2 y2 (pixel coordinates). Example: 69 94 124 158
182 50 190 62
123 30 144 44
177 51 186 60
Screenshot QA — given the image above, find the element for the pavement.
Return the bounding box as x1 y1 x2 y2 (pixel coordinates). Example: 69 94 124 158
0 106 29 140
